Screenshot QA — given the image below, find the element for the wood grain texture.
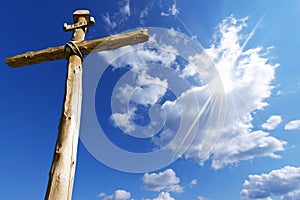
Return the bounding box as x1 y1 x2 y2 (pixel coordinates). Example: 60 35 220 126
44 11 86 200
6 29 149 68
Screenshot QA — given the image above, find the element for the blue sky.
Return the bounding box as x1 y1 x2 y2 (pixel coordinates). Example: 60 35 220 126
1 0 300 200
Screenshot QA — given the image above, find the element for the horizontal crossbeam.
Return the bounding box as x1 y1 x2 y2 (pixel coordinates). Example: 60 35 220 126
6 29 149 68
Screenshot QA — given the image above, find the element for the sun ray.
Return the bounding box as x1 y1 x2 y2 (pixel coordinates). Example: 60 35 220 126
241 13 266 52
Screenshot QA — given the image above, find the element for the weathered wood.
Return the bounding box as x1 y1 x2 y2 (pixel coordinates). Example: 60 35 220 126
44 10 88 200
6 9 149 200
63 17 95 32
6 29 149 68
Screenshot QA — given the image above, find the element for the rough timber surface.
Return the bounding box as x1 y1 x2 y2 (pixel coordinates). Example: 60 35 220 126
6 29 149 68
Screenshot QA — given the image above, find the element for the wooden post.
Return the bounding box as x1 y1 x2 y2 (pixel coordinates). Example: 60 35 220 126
5 10 149 200
44 10 88 200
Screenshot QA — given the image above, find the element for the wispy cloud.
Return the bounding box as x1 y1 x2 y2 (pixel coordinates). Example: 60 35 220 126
190 179 197 188
241 166 300 200
284 119 300 130
98 189 131 200
261 115 283 130
102 0 131 33
240 14 265 51
198 196 210 200
139 1 155 26
120 0 130 16
276 89 295 97
102 13 117 30
161 0 179 17
142 169 183 193
102 0 181 30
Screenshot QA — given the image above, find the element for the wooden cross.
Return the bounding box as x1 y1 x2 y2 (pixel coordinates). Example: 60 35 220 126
6 10 149 200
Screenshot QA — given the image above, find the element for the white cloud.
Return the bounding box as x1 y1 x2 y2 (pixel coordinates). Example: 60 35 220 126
284 120 300 130
262 115 283 130
161 12 170 17
170 3 179 16
107 34 178 135
198 196 209 200
132 71 168 105
161 1 179 17
181 15 286 169
276 89 295 97
190 179 197 187
180 62 198 78
102 13 117 30
146 15 285 170
142 168 183 193
153 192 175 200
152 85 213 157
139 2 155 25
102 0 131 33
140 6 149 19
120 0 130 17
241 166 300 200
114 84 135 105
98 193 106 198
103 34 178 71
110 69 169 134
140 1 180 24
110 111 136 133
98 189 131 200
209 129 286 169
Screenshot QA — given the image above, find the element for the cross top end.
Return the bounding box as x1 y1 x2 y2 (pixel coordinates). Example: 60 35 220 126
64 10 95 32
73 10 90 22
